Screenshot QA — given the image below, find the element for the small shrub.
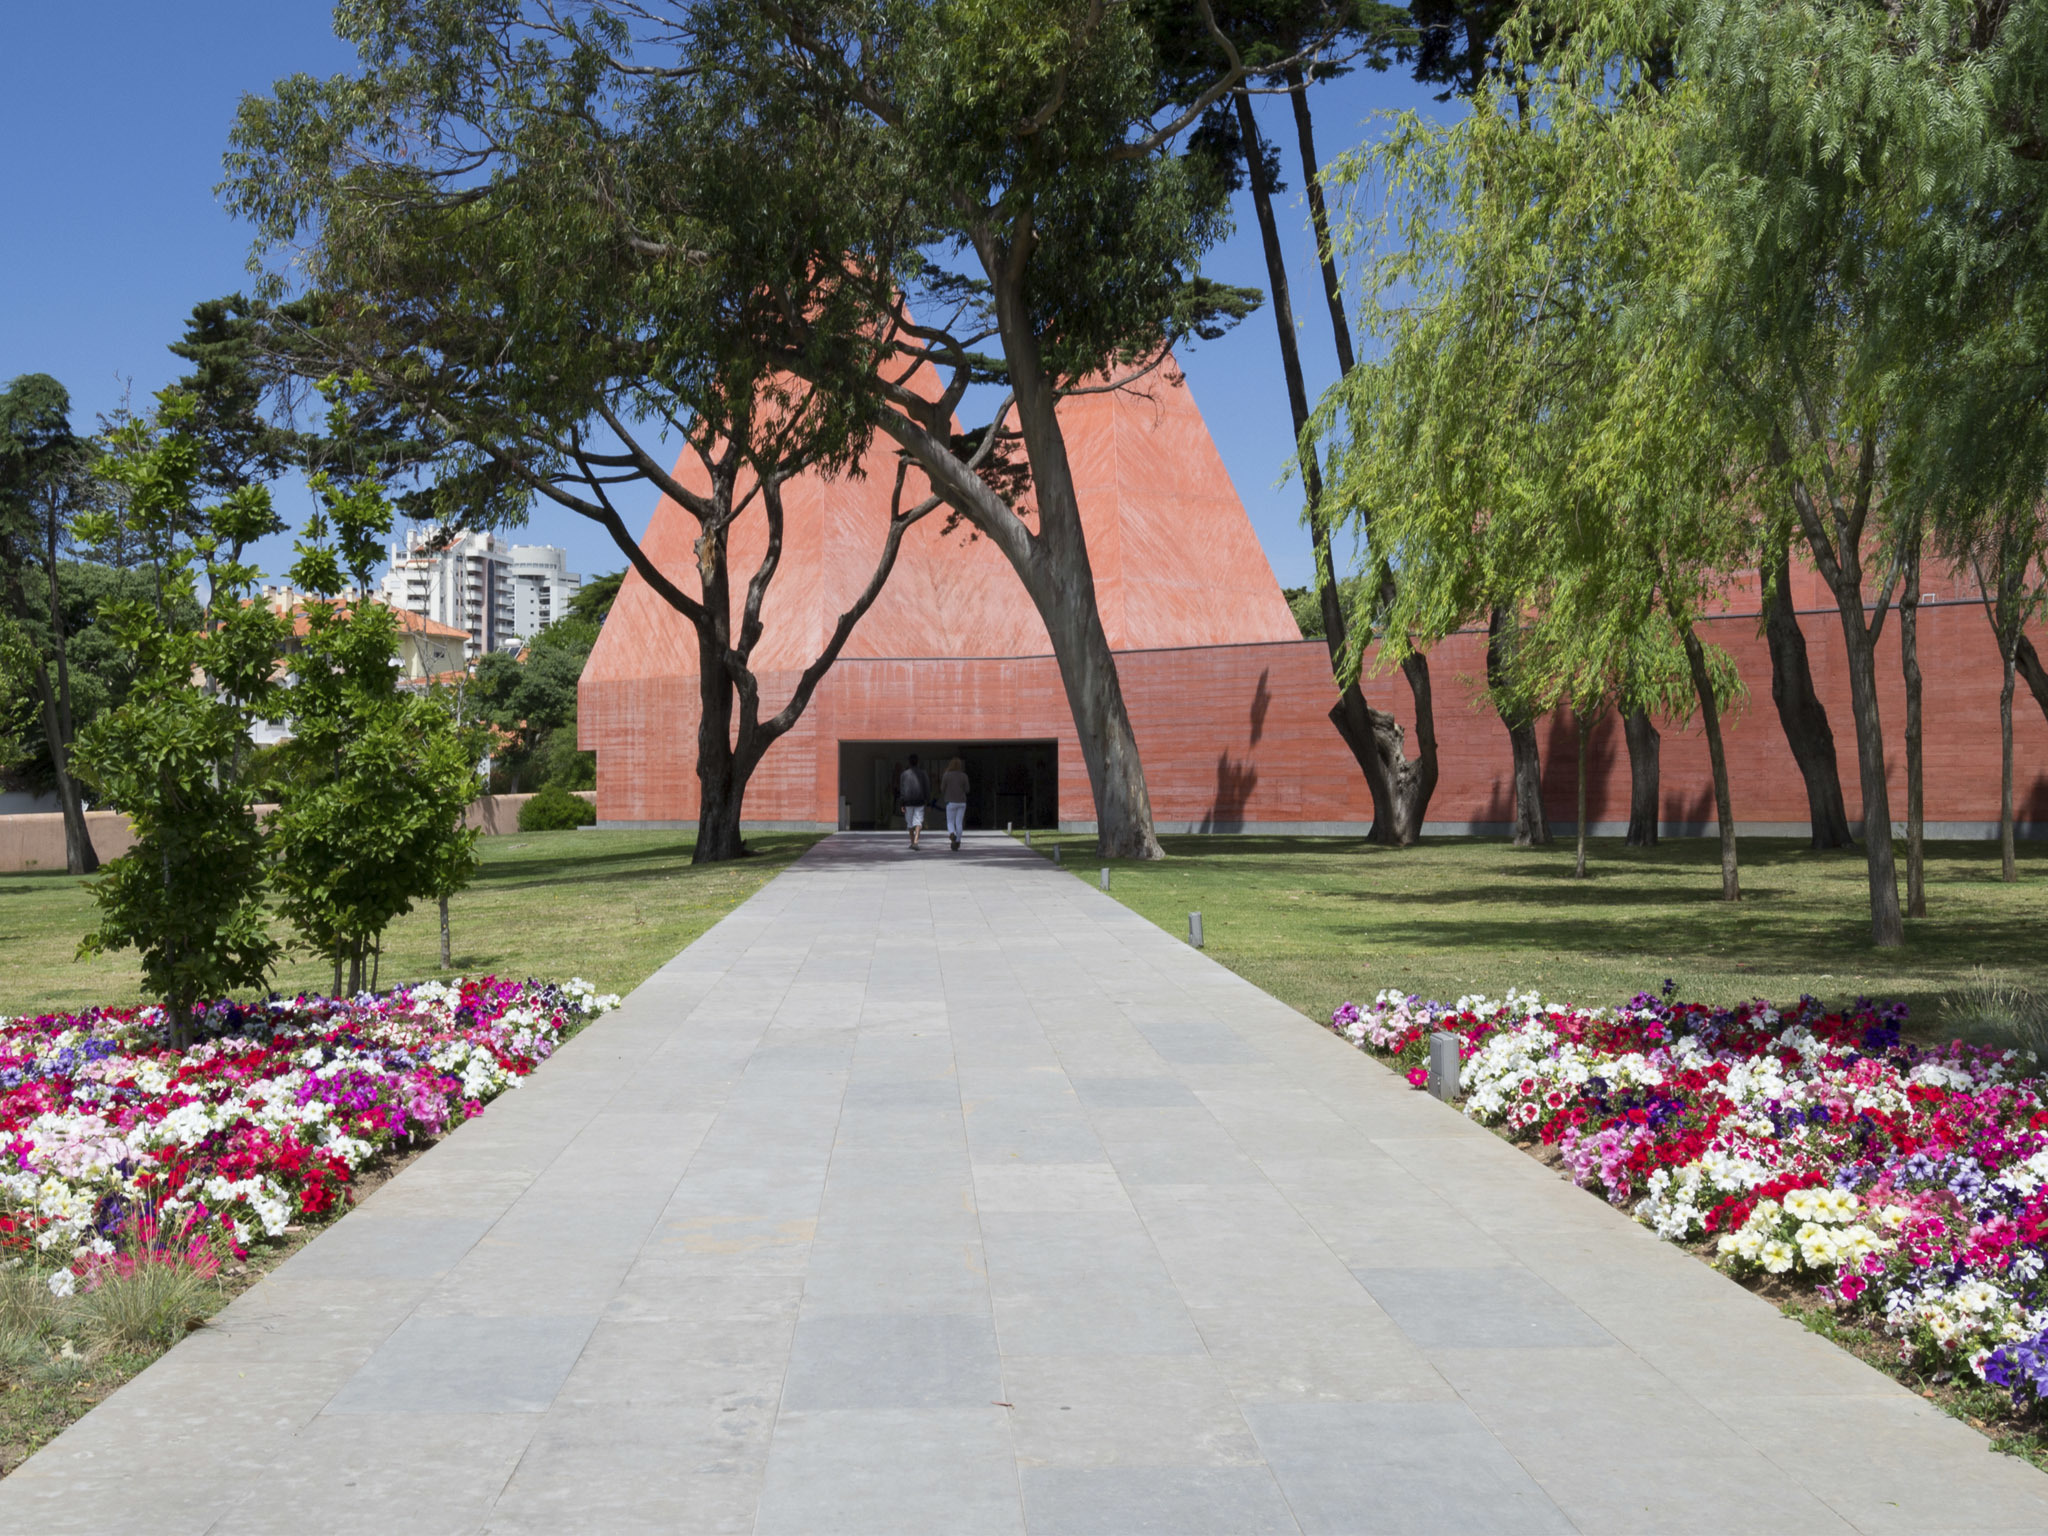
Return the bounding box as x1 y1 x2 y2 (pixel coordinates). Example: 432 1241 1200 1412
0 1329 46 1373
30 1341 96 1389
1940 968 2048 1056
519 782 596 832
0 1263 61 1341
78 1262 216 1353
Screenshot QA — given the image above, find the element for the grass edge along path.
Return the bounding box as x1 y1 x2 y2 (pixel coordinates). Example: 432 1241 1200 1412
1 829 824 1020
1 1138 428 1478
1019 830 2048 1034
1019 832 2048 1469
1 830 815 1476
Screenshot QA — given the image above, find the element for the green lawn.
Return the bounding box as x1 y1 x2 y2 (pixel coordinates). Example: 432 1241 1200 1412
1025 831 2048 1036
0 830 823 1019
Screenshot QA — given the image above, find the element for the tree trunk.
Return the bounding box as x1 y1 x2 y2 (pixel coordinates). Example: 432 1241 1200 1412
1835 605 1905 945
333 954 343 997
2001 649 2018 882
27 656 98 876
693 661 747 864
1022 539 1160 858
1508 724 1546 847
167 999 194 1053
1763 540 1851 849
40 514 98 875
1231 88 1407 845
1781 439 1903 945
1397 651 1440 841
2017 632 2048 726
1681 626 1740 902
439 894 452 969
1623 707 1660 847
985 279 1162 860
690 540 750 864
1487 608 1549 847
1284 67 1440 842
1574 711 1590 879
1900 529 1925 917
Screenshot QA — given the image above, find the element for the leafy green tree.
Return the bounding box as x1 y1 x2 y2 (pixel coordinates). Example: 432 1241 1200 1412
566 570 624 627
0 375 102 873
1670 0 2048 943
0 559 171 814
225 7 943 864
72 394 287 1048
714 0 1276 859
166 296 308 498
1315 16 1755 889
1952 499 2047 886
469 614 601 792
269 448 481 995
1147 2 1438 845
0 613 36 776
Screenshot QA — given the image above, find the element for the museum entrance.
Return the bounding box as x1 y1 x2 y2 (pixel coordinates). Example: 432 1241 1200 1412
837 739 1058 831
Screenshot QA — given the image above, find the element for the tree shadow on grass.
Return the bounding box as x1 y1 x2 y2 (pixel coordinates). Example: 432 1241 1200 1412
1334 906 2048 982
1322 879 1798 911
475 834 819 891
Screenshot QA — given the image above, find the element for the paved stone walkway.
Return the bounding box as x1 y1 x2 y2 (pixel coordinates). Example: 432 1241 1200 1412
6 832 2048 1534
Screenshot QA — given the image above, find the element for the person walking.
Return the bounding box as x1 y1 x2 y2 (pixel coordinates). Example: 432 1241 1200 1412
940 757 970 851
897 753 930 850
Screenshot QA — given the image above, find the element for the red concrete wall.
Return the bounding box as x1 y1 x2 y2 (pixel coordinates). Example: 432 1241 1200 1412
1361 597 2048 835
583 639 1379 829
584 600 2048 835
578 355 2048 837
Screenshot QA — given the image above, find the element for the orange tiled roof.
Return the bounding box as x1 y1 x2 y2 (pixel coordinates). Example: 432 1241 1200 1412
269 596 471 644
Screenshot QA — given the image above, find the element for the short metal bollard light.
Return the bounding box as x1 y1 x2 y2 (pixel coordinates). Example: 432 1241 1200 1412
1427 1031 1461 1103
1052 845 1062 867
1099 866 1111 892
1188 911 1204 948
1007 821 1013 835
1023 828 1031 847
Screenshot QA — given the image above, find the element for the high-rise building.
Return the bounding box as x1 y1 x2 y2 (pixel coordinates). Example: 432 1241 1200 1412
381 529 580 659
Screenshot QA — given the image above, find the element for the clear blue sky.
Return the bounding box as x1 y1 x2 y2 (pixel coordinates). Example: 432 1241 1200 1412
0 4 1450 592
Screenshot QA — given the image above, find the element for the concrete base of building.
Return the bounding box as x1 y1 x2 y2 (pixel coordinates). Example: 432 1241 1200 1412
1051 818 2048 841
593 819 839 833
589 814 2048 842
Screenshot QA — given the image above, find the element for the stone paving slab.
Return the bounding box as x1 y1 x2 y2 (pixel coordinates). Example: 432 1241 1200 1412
4 831 2047 1534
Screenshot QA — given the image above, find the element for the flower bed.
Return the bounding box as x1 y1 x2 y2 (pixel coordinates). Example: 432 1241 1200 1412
0 977 619 1284
1331 985 2048 1416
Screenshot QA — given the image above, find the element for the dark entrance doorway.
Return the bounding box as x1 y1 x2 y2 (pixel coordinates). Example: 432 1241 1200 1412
838 740 1058 831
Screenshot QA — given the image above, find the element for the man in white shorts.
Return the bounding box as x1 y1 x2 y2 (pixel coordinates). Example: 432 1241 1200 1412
898 754 930 850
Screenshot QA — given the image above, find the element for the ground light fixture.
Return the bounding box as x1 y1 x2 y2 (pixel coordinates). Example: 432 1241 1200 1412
1100 867 1111 892
1188 911 1203 948
1428 1031 1460 1102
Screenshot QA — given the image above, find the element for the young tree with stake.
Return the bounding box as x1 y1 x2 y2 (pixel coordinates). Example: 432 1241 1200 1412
72 395 287 1049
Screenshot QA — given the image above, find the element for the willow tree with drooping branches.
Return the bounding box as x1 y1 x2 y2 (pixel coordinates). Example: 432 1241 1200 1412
1312 13 1756 891
1668 0 2048 943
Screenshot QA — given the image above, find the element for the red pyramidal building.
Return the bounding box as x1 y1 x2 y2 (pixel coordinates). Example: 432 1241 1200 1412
578 368 1374 832
580 367 2048 840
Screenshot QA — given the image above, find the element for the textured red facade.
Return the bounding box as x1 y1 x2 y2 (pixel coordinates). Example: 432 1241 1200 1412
580 370 2048 837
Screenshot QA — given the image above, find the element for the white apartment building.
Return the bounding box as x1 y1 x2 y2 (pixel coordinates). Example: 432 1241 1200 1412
380 529 581 659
